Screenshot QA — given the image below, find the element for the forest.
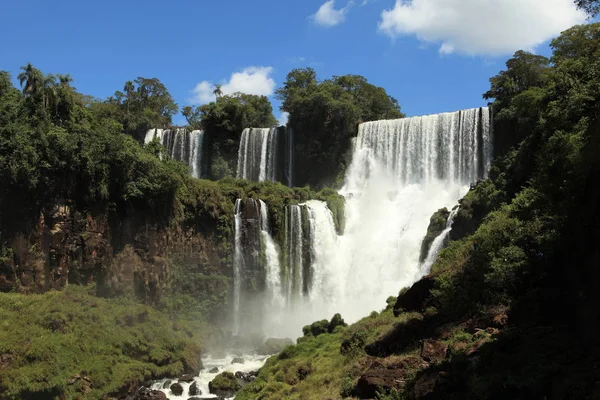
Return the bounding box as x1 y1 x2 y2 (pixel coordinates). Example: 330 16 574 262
0 0 600 398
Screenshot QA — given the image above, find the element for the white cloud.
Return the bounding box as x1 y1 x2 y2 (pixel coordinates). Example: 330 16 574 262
190 66 276 105
190 81 214 105
378 0 587 56
311 0 351 27
278 112 289 126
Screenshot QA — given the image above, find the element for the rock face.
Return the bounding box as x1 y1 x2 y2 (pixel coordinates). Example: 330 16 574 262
420 339 448 362
419 208 450 262
0 204 230 304
208 367 219 373
231 357 245 364
209 371 242 398
394 276 435 316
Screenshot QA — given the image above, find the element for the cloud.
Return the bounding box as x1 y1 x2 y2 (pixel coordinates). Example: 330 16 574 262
378 0 587 56
190 81 214 105
278 112 289 126
311 0 351 27
190 66 276 105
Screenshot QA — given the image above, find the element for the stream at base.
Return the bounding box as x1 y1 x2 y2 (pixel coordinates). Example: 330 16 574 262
152 353 269 399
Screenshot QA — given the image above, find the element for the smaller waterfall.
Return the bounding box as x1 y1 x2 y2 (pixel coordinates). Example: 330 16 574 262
236 127 293 185
237 128 279 182
232 198 282 336
420 207 460 274
145 128 205 178
283 205 305 307
233 199 243 335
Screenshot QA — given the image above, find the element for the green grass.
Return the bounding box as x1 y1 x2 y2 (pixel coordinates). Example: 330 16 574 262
0 285 204 399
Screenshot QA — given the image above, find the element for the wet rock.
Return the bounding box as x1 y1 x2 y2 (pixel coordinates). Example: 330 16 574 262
231 357 245 364
208 367 219 373
131 388 167 400
235 371 257 383
162 380 172 389
420 339 447 362
256 338 294 355
179 374 195 382
189 381 201 396
170 382 184 396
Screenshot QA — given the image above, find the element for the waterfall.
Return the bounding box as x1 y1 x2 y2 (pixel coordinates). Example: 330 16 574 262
145 128 204 178
231 107 492 338
236 127 293 185
420 207 460 274
232 198 282 336
283 205 305 307
237 128 279 182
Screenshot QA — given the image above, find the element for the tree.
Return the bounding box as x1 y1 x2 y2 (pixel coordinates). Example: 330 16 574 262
276 68 403 187
17 63 44 98
213 84 223 100
181 105 202 128
575 0 600 15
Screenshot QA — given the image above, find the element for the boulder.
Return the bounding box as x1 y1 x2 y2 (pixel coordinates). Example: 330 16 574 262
355 368 406 398
179 374 195 383
131 388 167 400
394 276 435 316
189 381 201 396
208 371 242 398
208 367 219 373
235 371 257 383
420 339 448 362
231 357 245 364
170 382 184 396
161 380 172 389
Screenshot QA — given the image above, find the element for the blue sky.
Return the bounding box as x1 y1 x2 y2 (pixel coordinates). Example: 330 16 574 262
0 0 589 126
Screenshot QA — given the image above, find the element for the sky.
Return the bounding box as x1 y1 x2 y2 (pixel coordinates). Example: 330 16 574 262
0 0 591 126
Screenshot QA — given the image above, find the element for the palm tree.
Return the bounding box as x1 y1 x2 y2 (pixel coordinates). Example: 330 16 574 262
17 63 43 98
213 84 223 100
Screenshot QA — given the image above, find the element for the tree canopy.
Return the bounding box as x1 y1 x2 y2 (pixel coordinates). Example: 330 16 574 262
276 68 404 187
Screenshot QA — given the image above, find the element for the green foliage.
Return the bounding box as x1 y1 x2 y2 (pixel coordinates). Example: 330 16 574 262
276 68 404 188
0 286 201 399
303 313 348 337
419 207 450 262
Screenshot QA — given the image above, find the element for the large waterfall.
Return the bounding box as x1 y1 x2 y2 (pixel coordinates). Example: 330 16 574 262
236 127 293 185
233 107 492 338
145 128 205 178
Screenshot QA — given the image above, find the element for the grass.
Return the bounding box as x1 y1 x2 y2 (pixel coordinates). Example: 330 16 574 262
0 285 205 400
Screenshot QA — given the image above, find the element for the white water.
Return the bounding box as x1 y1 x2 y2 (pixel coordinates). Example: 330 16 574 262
232 199 243 336
233 107 492 338
420 206 460 275
237 128 279 182
152 353 268 399
145 128 205 178
259 200 285 334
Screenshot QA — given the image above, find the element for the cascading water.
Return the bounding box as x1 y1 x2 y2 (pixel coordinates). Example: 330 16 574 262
232 198 282 336
420 207 460 274
237 128 279 182
233 107 492 338
236 127 294 185
145 128 205 178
